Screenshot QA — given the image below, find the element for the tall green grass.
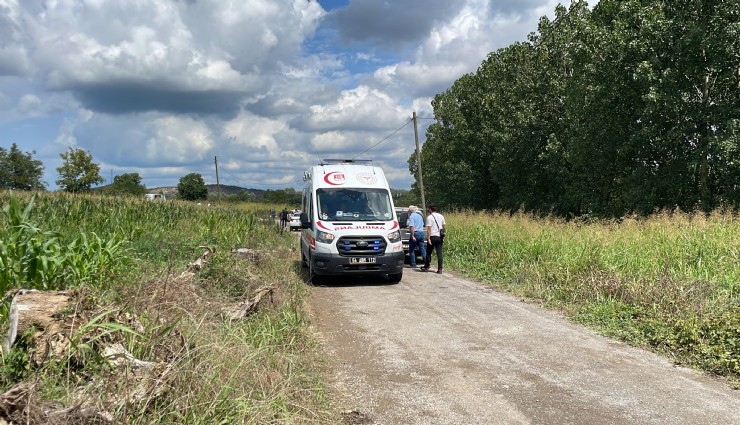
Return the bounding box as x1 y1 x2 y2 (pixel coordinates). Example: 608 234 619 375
0 191 335 423
0 194 128 296
446 210 740 383
0 192 270 271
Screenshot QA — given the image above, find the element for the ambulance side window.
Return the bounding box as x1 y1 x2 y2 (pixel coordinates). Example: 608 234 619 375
308 193 313 221
302 190 312 222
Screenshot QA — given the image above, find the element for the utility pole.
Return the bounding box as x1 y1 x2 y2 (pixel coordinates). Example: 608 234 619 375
214 156 221 203
413 111 427 213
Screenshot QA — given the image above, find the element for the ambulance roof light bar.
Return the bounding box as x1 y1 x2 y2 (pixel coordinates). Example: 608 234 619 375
320 158 373 165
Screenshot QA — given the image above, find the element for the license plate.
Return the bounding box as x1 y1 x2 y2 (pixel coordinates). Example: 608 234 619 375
350 257 376 264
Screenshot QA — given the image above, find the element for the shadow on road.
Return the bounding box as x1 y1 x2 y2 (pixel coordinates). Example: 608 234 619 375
292 261 401 287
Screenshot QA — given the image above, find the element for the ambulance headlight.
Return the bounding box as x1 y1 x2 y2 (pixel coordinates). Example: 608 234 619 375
387 230 401 243
316 230 335 244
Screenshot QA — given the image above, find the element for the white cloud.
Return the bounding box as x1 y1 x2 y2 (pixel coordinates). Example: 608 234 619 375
28 0 323 102
301 85 408 132
41 23 250 93
51 109 94 151
310 131 349 152
67 112 215 167
0 46 30 76
146 117 214 163
222 111 285 156
0 1 30 76
0 0 574 190
368 0 543 98
16 94 42 114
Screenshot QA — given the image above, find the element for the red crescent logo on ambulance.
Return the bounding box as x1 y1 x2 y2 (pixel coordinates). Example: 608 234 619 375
389 221 399 230
317 221 332 230
324 172 345 185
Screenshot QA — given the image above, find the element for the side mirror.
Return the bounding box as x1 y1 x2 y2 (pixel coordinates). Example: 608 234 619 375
299 212 310 228
397 212 408 228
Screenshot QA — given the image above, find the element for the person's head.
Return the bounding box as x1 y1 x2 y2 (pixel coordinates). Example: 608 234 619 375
428 204 437 212
408 205 417 214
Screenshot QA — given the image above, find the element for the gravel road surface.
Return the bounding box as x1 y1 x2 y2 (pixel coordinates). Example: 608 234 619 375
308 267 740 425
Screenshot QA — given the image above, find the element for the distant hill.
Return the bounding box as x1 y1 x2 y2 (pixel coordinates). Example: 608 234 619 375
147 185 267 199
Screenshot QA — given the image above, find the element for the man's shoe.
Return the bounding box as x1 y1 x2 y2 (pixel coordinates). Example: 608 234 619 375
436 269 443 274
420 266 429 271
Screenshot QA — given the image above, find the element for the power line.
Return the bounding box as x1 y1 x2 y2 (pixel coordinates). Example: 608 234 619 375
213 117 422 189
352 118 413 160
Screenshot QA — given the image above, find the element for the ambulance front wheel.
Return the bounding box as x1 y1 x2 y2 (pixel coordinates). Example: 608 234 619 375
388 271 403 283
308 254 323 285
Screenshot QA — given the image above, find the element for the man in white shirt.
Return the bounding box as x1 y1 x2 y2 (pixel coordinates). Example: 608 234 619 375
423 204 446 274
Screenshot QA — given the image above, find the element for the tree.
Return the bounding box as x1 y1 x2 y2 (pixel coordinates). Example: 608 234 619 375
56 148 104 193
418 73 487 210
419 0 740 217
391 189 418 207
263 188 301 205
177 173 208 201
107 173 147 197
227 190 257 203
0 143 46 191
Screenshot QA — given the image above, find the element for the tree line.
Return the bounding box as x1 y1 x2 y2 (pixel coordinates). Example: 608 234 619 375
412 0 739 218
0 143 214 201
0 145 103 193
0 144 311 204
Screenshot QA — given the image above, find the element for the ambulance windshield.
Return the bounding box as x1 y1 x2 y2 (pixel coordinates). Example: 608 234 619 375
316 188 394 221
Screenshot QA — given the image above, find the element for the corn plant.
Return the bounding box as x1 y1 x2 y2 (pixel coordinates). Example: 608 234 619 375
0 191 336 423
0 194 67 293
0 194 129 297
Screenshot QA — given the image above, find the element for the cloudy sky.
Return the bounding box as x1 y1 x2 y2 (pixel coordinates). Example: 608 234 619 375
1 0 574 191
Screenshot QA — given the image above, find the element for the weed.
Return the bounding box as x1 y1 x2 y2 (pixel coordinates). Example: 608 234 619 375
3 191 336 423
446 209 740 383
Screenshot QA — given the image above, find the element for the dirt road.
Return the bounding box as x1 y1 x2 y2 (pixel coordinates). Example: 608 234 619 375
308 268 740 425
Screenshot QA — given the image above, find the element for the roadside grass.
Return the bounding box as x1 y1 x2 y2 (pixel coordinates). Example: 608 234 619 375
115 248 331 424
445 210 740 385
0 191 338 423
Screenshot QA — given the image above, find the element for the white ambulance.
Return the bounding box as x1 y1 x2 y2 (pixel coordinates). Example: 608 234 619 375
298 159 405 283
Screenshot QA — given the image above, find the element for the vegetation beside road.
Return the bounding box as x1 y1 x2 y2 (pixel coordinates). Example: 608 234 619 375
2 190 738 424
415 1 739 218
0 191 335 424
446 210 740 386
